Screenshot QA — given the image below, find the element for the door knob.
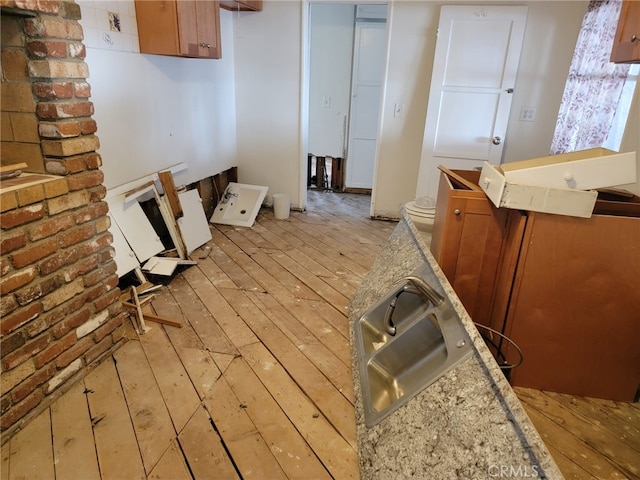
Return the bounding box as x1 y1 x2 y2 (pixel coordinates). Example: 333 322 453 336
492 136 502 145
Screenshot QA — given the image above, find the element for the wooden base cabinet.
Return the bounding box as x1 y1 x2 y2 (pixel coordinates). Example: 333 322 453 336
503 212 640 401
135 1 222 59
431 169 640 401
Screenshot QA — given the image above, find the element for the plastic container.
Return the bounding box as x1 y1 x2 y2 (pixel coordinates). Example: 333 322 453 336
273 193 290 220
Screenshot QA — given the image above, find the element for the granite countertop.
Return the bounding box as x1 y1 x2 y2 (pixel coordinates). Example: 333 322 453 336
349 211 563 479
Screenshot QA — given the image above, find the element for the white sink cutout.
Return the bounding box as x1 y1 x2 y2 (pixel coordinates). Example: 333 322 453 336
209 182 269 228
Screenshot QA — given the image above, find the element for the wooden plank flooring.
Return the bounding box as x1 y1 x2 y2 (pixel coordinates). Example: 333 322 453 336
2 191 639 480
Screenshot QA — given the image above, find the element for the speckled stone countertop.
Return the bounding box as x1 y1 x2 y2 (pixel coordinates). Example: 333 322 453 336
349 212 563 480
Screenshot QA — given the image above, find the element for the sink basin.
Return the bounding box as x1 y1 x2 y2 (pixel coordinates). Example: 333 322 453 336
209 182 268 228
355 272 473 427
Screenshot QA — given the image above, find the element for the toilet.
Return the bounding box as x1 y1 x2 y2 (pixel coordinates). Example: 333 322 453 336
405 196 436 232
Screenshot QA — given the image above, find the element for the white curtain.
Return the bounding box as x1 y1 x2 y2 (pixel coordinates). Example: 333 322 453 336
551 0 632 154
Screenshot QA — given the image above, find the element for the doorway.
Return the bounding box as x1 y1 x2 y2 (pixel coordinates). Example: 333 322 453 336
416 6 528 200
306 3 388 205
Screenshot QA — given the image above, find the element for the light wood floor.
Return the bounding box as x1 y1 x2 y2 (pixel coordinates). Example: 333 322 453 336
2 191 639 480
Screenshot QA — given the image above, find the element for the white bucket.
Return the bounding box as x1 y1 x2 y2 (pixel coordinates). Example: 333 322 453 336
273 193 290 220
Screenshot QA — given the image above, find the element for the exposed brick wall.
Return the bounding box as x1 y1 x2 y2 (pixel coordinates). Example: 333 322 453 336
0 0 126 440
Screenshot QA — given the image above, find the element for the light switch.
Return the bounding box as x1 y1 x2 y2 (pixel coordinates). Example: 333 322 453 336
394 103 405 118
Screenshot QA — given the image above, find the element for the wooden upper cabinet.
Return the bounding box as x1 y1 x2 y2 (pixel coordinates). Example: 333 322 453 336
220 0 262 12
611 0 640 63
135 1 222 59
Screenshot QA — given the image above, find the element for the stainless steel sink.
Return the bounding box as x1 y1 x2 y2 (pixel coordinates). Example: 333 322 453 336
355 270 473 427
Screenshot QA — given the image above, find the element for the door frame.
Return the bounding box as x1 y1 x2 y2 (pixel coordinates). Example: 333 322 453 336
301 1 392 216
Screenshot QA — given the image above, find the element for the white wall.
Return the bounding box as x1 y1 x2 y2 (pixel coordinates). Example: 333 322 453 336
308 4 355 158
372 0 589 218
233 1 305 208
80 3 238 190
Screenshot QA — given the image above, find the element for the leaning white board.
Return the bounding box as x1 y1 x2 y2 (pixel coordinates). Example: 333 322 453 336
107 195 164 263
177 189 212 255
107 212 140 277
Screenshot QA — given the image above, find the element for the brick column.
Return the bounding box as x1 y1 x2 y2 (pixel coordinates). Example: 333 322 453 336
0 0 126 439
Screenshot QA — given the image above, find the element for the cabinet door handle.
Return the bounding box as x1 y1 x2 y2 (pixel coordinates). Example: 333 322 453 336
200 42 211 48
632 34 638 43
454 209 461 216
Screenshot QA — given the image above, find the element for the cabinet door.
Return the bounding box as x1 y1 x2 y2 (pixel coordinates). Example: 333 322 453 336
433 192 510 328
611 0 640 63
196 0 221 59
135 1 181 56
504 213 640 400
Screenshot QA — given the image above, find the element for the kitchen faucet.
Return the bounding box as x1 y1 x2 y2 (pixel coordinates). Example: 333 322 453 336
384 275 444 336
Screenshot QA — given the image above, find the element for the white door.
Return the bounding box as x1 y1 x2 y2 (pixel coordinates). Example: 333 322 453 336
345 20 386 190
416 6 528 199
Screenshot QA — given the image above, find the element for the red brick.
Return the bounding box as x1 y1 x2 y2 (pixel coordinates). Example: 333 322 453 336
74 202 108 225
34 331 75 368
78 119 97 135
51 306 90 339
2 334 50 370
0 204 45 229
32 307 66 336
0 294 19 317
73 82 91 98
84 335 113 365
14 275 62 306
82 283 104 305
36 101 93 120
68 42 85 59
45 156 85 175
80 232 112 257
58 223 94 248
88 186 107 202
0 389 44 430
0 231 27 254
5 1 59 15
32 81 74 100
0 257 10 276
24 316 49 338
38 247 81 275
29 213 74 241
11 237 58 268
1 395 10 415
84 153 102 169
93 288 120 312
47 190 90 215
0 267 37 294
63 254 99 282
26 40 66 58
10 363 56 404
0 331 25 359
38 121 81 138
105 273 119 290
0 302 42 336
93 316 121 343
40 277 83 311
66 170 104 191
56 335 92 368
25 17 83 41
